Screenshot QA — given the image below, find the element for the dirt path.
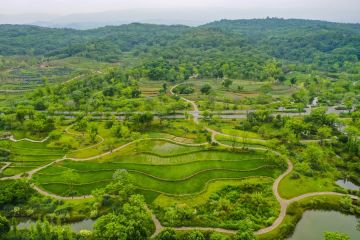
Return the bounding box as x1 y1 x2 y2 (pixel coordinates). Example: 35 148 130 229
0 162 11 173
170 84 199 124
66 137 208 162
9 135 50 143
206 127 268 143
0 89 32 93
62 74 83 85
31 184 92 200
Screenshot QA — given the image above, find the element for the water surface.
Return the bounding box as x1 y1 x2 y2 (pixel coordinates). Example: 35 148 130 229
287 210 359 240
336 179 359 191
17 219 94 232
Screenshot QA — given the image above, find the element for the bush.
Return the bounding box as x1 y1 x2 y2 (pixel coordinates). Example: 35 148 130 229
173 84 195 94
156 228 177 240
182 231 205 240
290 172 300 179
0 215 10 236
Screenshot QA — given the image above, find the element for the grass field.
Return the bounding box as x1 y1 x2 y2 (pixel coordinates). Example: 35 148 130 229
0 139 64 176
215 134 270 148
278 174 337 199
33 140 281 196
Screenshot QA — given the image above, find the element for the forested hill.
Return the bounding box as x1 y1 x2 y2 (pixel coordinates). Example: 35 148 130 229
0 18 359 80
0 23 189 59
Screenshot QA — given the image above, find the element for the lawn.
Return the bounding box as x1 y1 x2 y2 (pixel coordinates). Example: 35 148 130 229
0 139 64 176
33 144 281 196
278 174 337 199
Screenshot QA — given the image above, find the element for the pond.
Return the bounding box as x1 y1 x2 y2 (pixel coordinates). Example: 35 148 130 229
17 218 95 232
287 210 360 240
336 179 359 191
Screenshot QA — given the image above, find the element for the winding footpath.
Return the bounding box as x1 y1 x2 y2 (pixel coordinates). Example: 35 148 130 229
170 84 200 124
0 84 358 238
9 135 50 143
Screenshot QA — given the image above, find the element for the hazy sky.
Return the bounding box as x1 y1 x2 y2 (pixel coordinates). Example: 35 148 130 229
1 0 359 15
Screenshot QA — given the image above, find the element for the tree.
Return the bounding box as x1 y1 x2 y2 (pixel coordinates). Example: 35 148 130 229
317 126 332 145
200 84 212 95
184 230 205 240
237 85 244 92
222 79 233 89
210 232 230 240
290 77 297 86
161 83 168 94
344 97 354 114
264 59 282 81
302 144 326 172
93 195 151 240
75 117 88 134
89 124 98 143
324 232 350 240
0 215 10 237
133 112 154 130
105 169 135 201
233 219 256 240
93 213 127 239
63 169 80 196
0 180 33 206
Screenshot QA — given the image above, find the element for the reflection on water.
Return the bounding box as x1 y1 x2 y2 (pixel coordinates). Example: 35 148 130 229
17 219 94 232
336 179 359 191
287 210 359 240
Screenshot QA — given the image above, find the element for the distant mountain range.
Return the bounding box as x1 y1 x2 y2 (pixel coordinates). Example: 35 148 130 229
1 8 359 29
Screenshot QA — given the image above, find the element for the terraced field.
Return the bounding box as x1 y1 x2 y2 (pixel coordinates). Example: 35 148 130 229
33 140 281 197
0 140 64 176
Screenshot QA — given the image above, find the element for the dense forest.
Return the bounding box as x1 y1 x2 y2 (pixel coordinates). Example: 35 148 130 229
0 18 359 80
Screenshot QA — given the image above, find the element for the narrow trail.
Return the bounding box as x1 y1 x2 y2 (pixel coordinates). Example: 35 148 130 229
0 85 357 238
9 135 50 143
31 184 92 200
62 74 83 85
0 89 32 93
0 162 11 173
206 127 268 143
170 84 199 124
66 137 208 162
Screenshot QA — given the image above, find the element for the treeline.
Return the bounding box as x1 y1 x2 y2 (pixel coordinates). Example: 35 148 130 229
0 19 359 77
